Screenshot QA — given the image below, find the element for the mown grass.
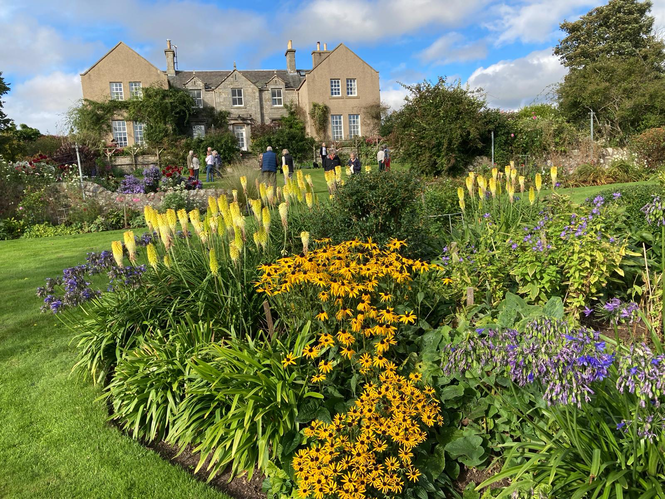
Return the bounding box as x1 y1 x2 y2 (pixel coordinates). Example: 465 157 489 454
0 231 227 499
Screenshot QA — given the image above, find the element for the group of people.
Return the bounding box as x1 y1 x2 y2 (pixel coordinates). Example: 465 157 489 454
186 147 223 182
257 142 392 185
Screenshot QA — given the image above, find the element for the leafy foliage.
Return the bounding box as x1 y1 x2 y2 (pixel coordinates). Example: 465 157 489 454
309 102 329 139
251 104 315 162
389 78 489 175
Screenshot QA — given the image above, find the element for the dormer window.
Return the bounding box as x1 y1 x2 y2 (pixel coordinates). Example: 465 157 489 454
271 88 283 106
188 89 203 108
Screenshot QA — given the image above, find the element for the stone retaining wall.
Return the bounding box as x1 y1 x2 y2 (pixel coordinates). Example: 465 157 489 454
80 182 230 212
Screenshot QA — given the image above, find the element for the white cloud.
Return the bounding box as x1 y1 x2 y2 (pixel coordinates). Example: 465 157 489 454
0 14 104 76
487 0 601 46
418 32 487 65
466 48 566 109
381 86 410 111
288 0 488 46
4 72 82 134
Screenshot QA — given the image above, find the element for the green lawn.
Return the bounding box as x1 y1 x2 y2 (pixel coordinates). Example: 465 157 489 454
0 232 227 499
555 180 657 204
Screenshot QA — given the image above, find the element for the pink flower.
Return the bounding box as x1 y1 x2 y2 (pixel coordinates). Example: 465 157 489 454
132 197 140 203
511 133 515 137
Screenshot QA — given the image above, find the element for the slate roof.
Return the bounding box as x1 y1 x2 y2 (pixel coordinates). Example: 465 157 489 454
168 69 307 90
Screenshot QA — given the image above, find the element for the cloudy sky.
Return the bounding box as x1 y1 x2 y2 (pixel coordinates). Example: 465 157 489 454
2 0 665 134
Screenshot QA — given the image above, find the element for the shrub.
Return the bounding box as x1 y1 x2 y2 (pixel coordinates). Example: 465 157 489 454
0 217 26 239
21 222 82 239
294 170 436 258
160 191 189 212
630 127 665 169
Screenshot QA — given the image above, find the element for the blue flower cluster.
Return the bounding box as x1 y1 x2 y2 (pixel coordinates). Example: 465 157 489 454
118 174 145 194
142 166 162 193
444 319 615 407
36 234 154 313
641 195 665 226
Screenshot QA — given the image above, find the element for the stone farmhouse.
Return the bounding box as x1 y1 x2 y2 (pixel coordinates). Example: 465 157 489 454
80 40 381 150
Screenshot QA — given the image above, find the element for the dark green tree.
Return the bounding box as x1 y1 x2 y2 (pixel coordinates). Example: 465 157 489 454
555 0 665 141
0 72 11 132
251 104 315 162
390 77 488 175
554 0 665 70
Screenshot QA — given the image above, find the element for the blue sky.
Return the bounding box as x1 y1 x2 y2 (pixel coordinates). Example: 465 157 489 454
2 0 665 134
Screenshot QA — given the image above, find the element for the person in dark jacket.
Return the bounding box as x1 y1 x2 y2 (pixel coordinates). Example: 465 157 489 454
318 143 327 168
281 149 294 179
324 148 341 172
348 152 361 174
261 146 278 186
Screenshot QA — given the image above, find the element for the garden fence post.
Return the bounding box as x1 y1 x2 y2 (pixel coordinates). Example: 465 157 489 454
466 287 474 307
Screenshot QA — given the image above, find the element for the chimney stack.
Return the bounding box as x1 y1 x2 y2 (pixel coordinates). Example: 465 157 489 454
285 39 296 73
312 41 331 68
165 39 176 76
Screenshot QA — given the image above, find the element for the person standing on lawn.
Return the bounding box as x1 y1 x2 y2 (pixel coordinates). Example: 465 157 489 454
261 146 278 187
324 148 341 172
319 142 327 168
377 146 385 171
348 152 361 174
282 149 294 179
191 155 200 180
383 145 391 171
213 150 222 176
187 150 195 177
205 150 215 182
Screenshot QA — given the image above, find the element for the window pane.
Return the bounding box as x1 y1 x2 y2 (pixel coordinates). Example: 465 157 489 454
233 125 246 150
331 115 343 140
129 82 142 99
232 88 244 106
346 79 357 96
110 82 124 101
348 114 360 138
112 120 128 147
133 122 145 145
330 79 341 96
271 88 283 106
188 89 203 108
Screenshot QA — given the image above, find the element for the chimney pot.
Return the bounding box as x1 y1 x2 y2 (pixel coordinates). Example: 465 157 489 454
323 43 327 51
316 41 321 51
167 39 171 49
288 39 293 50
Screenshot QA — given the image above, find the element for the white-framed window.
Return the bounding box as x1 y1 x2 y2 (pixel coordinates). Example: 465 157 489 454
330 79 341 96
232 88 244 106
133 122 145 145
346 78 357 96
271 88 283 106
233 125 246 150
110 82 124 100
193 124 205 139
112 120 128 146
331 115 343 140
189 89 203 108
129 82 142 99
348 114 361 138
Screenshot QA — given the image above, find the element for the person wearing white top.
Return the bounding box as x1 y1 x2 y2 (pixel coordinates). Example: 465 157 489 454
377 148 385 171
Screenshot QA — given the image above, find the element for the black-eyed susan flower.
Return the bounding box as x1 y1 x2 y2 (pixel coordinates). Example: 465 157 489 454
281 352 297 368
318 360 333 373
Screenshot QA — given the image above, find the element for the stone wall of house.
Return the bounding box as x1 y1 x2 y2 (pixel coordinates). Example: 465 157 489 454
80 182 230 212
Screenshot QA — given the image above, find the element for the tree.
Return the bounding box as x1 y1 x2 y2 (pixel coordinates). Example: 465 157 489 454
0 72 11 132
555 0 665 71
390 77 489 175
555 0 665 141
251 104 315 162
66 98 123 147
